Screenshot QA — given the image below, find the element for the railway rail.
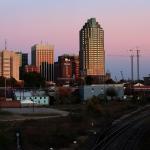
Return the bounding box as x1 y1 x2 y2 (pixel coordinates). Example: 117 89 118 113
91 106 150 150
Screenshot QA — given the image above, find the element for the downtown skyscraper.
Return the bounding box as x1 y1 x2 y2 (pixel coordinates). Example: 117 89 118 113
0 49 19 80
79 18 105 77
16 52 28 80
31 43 54 82
55 54 79 84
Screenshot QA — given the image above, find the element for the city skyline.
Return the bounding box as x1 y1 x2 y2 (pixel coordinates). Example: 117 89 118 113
0 0 150 79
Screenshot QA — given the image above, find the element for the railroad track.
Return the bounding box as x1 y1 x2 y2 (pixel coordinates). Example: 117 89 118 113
91 108 150 150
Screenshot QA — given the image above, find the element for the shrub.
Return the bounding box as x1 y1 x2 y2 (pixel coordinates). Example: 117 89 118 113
106 87 117 100
55 87 81 105
86 96 102 114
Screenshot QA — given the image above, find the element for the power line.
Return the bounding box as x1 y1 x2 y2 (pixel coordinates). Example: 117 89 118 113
107 54 128 57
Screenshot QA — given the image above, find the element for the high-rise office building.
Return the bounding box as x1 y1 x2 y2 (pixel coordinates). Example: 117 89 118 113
16 52 28 67
55 54 79 84
73 55 80 80
0 49 19 80
24 65 40 73
54 62 59 82
16 52 28 80
59 55 79 78
79 18 105 77
31 43 54 82
22 53 28 67
16 52 22 67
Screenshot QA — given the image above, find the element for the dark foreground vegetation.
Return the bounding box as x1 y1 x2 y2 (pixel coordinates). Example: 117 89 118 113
139 118 150 150
0 98 150 150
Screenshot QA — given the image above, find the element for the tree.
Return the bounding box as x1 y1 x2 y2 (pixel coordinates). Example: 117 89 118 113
0 76 17 87
85 76 93 85
119 79 126 83
23 72 45 88
86 96 102 114
106 87 117 100
7 77 17 87
55 87 72 104
105 79 116 84
0 76 5 87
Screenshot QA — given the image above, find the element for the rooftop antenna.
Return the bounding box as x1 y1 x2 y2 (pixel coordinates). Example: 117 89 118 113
4 39 7 50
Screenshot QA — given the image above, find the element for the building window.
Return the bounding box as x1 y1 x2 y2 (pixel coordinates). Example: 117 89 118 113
91 88 94 93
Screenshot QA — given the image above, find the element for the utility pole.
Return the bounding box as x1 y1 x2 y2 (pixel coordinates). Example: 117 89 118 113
136 49 140 81
5 78 6 100
129 50 134 82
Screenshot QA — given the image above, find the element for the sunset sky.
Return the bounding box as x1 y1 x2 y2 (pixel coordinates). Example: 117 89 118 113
0 0 150 80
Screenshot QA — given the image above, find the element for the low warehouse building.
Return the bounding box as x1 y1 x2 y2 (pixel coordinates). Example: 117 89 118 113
14 90 49 106
79 84 124 101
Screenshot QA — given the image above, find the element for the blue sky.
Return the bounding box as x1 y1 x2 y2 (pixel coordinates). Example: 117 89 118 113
0 0 150 80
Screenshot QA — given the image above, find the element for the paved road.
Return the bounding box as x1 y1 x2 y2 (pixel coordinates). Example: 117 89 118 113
2 107 69 115
91 107 150 150
0 108 69 121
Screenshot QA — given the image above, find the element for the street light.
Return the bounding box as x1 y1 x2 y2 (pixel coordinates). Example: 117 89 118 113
73 140 77 144
91 121 94 127
93 131 97 135
16 128 21 150
91 88 94 96
103 83 107 104
32 97 35 113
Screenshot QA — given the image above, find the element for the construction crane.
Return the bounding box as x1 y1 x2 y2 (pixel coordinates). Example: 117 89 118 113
120 71 124 80
115 76 118 82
